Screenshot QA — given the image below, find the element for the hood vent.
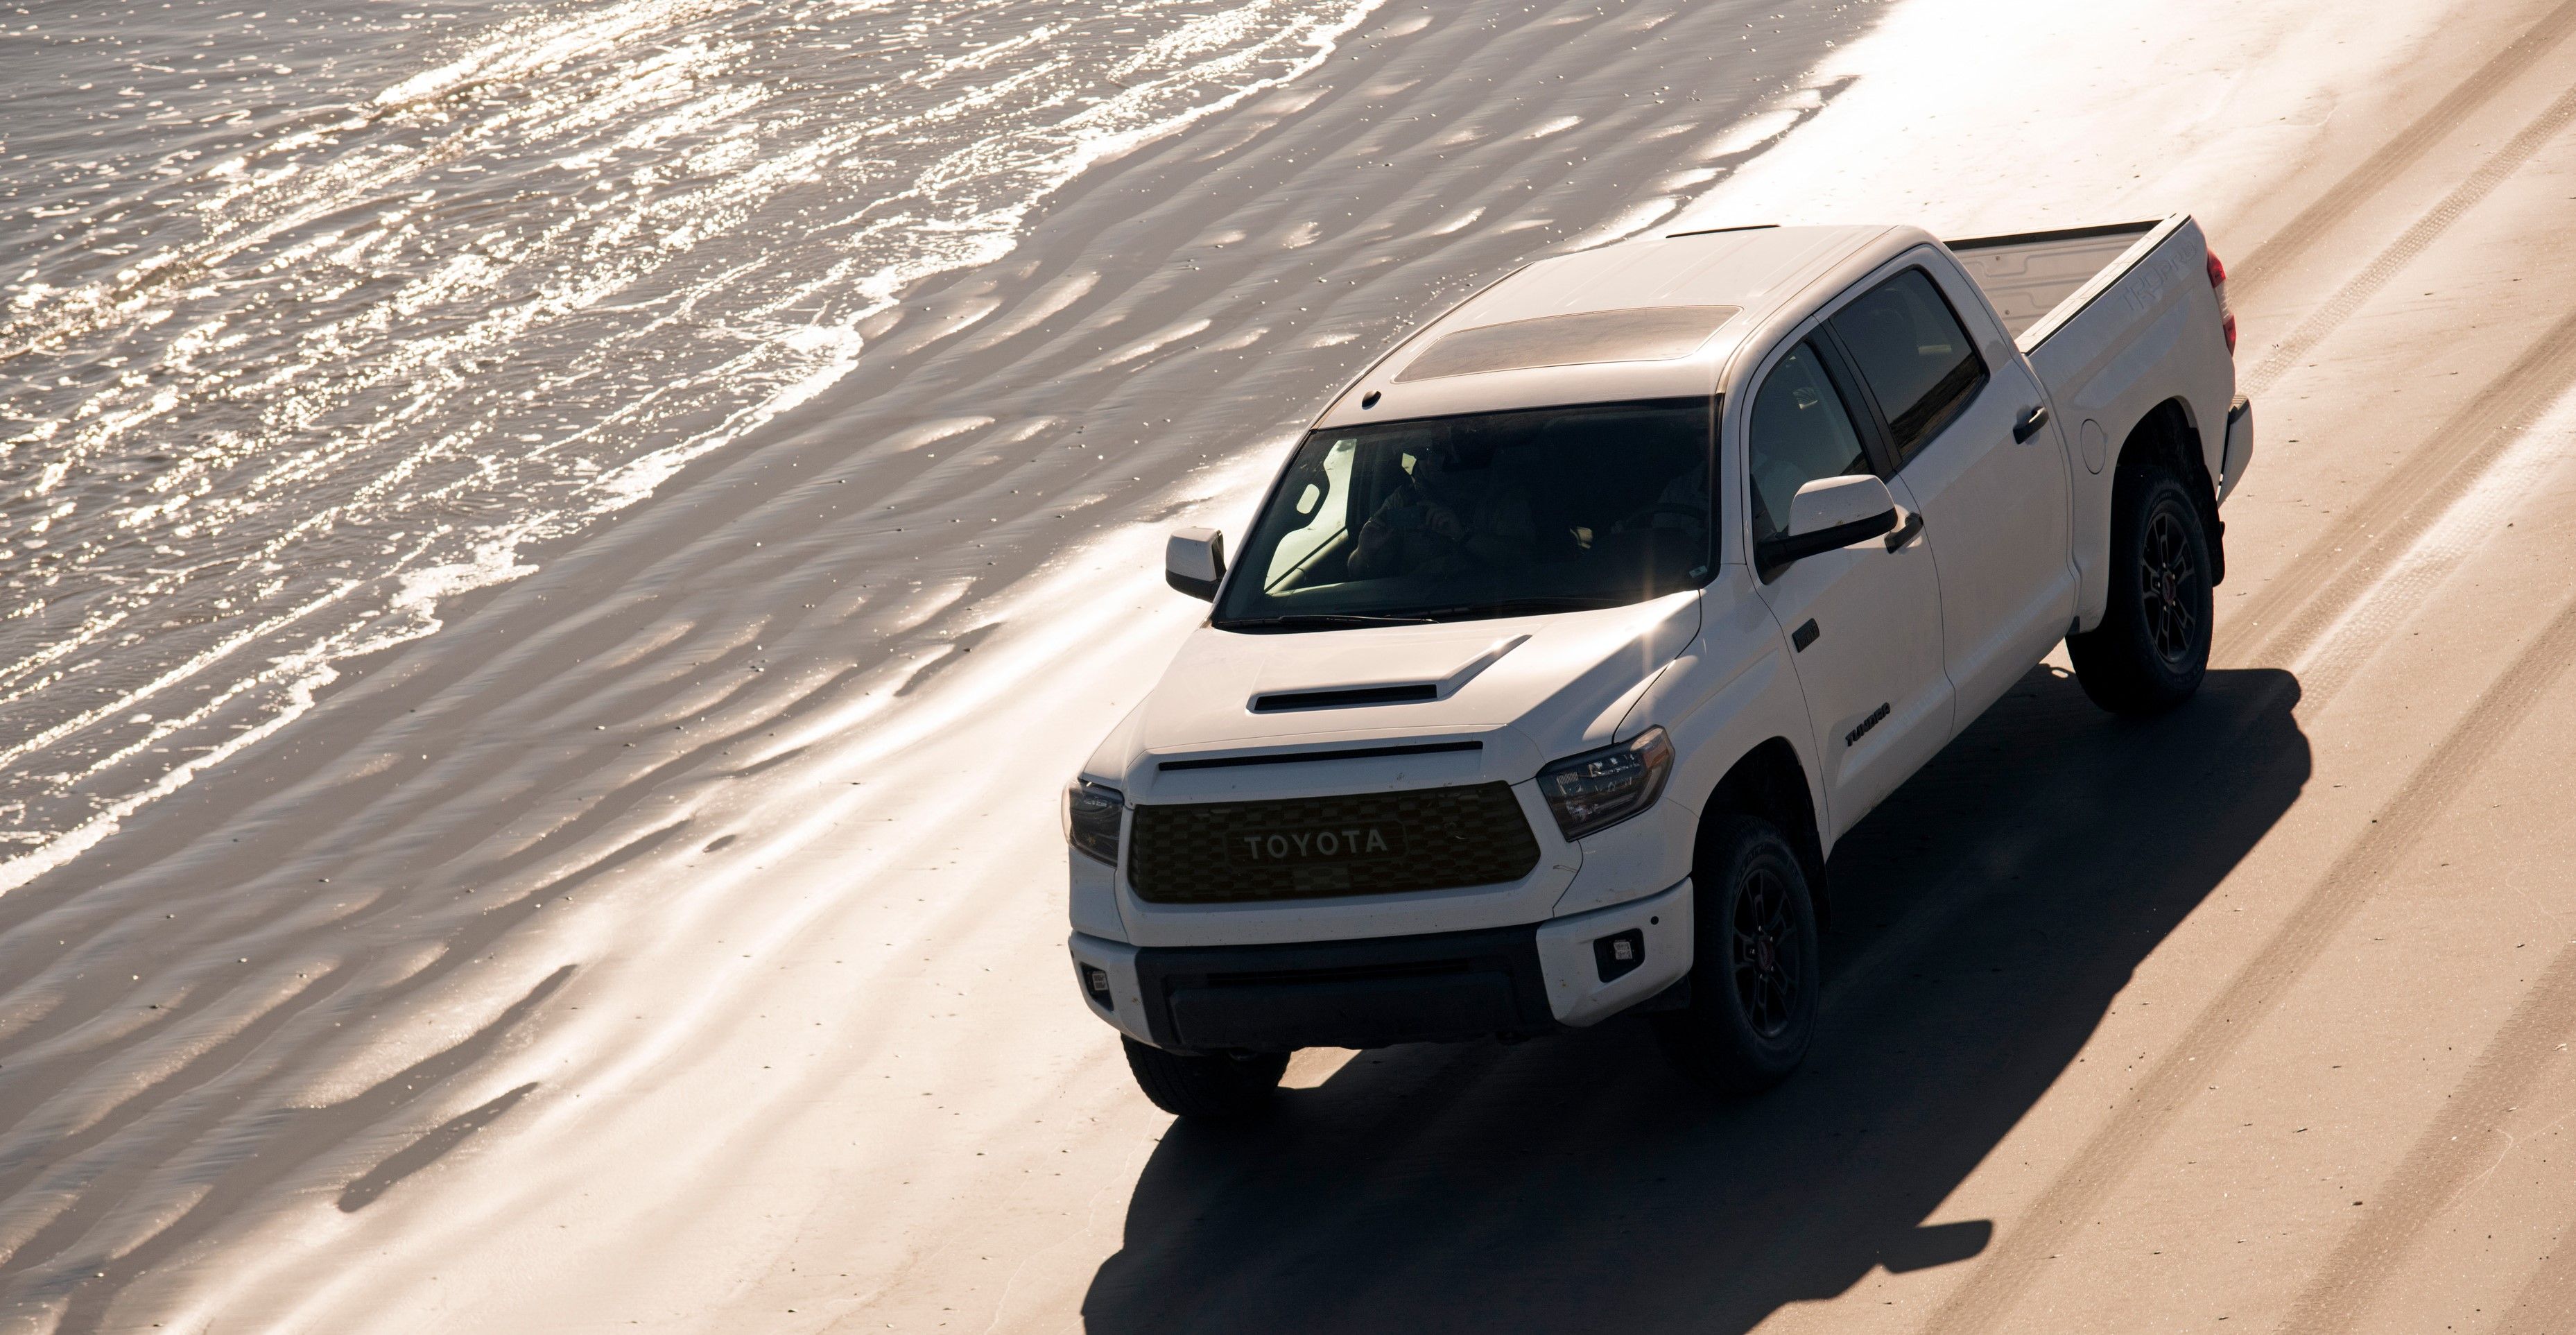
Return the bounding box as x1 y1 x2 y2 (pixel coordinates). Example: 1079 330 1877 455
1159 739 1480 773
1252 682 1439 713
1245 632 1530 715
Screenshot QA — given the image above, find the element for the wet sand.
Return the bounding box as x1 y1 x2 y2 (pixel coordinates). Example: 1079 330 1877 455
0 0 1874 1325
10 0 2576 1330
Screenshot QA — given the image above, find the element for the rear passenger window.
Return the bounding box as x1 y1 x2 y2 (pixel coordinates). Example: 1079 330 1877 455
1830 268 1988 463
1746 340 1871 546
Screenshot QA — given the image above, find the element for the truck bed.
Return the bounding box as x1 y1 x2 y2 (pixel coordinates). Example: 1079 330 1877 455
1946 219 2163 345
1945 212 2238 639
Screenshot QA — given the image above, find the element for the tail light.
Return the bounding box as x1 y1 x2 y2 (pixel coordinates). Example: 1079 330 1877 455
2206 247 2236 354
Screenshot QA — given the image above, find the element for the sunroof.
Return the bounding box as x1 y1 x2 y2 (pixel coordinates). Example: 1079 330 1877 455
1394 305 1740 382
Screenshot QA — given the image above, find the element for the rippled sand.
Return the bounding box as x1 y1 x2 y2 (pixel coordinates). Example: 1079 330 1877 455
0 0 1386 887
1 0 1883 1325
5 0 2518 1325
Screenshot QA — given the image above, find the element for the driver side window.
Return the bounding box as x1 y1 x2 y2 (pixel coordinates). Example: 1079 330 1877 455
1747 340 1871 544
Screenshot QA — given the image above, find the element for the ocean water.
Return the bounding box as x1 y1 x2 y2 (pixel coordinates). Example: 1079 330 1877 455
0 0 1381 886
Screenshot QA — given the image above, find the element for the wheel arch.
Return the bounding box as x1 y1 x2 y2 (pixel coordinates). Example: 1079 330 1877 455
2113 397 2225 584
1699 737 1830 920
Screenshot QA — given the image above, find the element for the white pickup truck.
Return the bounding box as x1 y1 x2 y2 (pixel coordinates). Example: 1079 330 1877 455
1065 216 2252 1118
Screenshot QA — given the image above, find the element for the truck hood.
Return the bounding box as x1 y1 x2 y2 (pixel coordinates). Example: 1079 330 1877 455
1096 590 1703 802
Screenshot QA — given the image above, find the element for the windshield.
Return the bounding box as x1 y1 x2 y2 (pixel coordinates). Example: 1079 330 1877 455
1213 397 1715 628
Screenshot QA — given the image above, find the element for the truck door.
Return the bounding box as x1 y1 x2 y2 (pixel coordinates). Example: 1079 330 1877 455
1827 264 2074 726
1745 338 1953 839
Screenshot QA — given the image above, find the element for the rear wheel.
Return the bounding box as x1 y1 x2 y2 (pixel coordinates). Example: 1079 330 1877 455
2068 467 2212 714
1123 1037 1288 1119
1654 814 1819 1093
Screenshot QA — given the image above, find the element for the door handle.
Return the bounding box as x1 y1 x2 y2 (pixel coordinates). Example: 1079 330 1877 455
2012 403 2051 443
1883 510 1924 552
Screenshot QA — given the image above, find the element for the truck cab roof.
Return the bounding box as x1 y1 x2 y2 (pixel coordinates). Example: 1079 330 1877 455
1314 223 1909 429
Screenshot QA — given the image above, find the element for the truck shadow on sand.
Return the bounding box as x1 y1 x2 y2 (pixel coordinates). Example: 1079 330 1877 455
1083 664 2307 1333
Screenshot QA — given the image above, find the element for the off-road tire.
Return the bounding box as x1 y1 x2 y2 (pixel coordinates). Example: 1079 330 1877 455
1123 1037 1288 1119
2068 466 2213 714
1654 814 1820 1093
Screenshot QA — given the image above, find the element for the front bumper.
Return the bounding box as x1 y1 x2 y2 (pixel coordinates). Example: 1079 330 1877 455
1069 878 1691 1053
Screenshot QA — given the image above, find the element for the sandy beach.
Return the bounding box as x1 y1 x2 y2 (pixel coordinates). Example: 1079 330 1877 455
9 0 2576 1329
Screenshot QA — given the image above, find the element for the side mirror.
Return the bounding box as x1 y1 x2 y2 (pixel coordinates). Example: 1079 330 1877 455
1166 527 1227 601
1756 474 1899 574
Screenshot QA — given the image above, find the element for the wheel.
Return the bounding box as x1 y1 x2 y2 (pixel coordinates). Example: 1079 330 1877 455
2068 466 2213 714
1122 1037 1288 1119
1654 814 1819 1093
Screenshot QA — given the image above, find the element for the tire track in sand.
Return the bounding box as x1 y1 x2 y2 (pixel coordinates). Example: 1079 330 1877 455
1887 51 2576 1335
2227 300 2576 675
1912 33 2576 1325
2241 76 2576 398
2214 61 2576 677
2230 0 2576 295
2200 10 2576 676
1921 585 2576 1335
2279 911 2576 1333
2487 1207 2576 1335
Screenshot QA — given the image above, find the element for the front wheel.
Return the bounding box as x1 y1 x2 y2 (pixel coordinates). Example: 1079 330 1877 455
1123 1037 1288 1119
1654 814 1819 1093
2068 467 2213 714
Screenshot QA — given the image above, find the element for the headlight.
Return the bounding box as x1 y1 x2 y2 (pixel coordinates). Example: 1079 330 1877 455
1536 726 1673 841
1062 780 1125 865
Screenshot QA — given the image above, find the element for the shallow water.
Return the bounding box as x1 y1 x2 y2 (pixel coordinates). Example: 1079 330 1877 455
0 0 1381 884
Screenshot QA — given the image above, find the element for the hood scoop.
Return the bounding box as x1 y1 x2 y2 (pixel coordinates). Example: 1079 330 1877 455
1251 682 1437 713
1245 633 1530 714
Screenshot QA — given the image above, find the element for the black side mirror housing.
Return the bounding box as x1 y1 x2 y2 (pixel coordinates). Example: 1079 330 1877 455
1754 474 1901 578
1756 508 1899 575
1165 527 1227 601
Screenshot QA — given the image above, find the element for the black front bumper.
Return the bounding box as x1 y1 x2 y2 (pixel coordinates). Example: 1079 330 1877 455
1131 924 1556 1054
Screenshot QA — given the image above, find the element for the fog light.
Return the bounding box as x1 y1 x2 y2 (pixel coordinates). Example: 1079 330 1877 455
1593 929 1644 983
1078 963 1114 1007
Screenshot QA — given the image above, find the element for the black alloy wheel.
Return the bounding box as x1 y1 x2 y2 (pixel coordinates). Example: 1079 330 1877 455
2140 507 2203 665
1657 813 1819 1093
2068 465 2213 714
1733 863 1801 1040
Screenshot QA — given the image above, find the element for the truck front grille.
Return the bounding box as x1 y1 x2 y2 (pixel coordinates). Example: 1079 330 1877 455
1127 782 1541 904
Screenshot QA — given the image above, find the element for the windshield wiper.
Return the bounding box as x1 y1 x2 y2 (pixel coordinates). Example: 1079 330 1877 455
1218 598 1620 630
1215 612 1443 630
1410 596 1615 621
